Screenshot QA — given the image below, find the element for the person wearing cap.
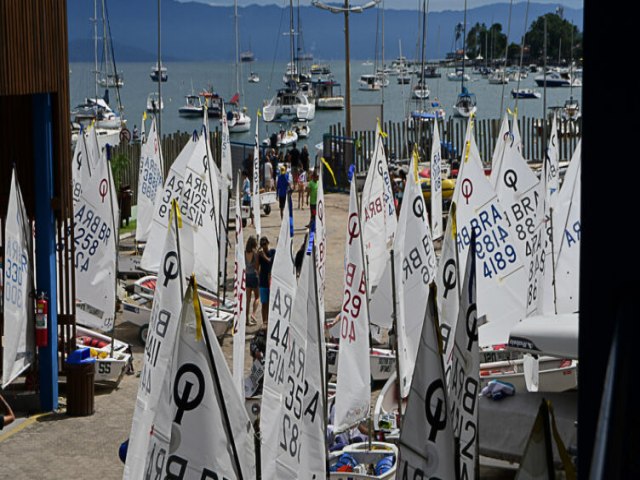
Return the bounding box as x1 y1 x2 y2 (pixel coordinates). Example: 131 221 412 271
276 165 289 219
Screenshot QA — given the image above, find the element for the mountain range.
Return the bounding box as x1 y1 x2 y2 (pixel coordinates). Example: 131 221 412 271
67 0 583 62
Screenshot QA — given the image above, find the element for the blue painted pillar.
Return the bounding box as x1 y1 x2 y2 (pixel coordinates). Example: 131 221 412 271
32 94 58 411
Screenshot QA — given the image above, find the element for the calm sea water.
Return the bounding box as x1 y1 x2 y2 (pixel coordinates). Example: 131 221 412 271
69 60 581 149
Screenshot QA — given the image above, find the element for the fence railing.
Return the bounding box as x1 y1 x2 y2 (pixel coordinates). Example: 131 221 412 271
323 116 581 189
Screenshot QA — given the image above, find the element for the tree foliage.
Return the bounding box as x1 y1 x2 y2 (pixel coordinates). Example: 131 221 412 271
526 13 582 63
466 23 507 60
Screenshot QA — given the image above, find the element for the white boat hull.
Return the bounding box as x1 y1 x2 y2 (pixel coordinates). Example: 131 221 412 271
117 250 143 277
317 97 345 109
326 343 395 382
75 326 131 388
479 357 578 392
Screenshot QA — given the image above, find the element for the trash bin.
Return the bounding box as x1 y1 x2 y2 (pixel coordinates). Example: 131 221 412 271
118 185 133 227
66 347 96 416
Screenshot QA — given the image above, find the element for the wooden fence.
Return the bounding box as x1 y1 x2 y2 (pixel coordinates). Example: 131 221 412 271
111 116 582 201
329 116 582 174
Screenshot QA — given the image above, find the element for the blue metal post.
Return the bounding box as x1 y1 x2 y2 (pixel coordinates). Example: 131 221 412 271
32 93 58 411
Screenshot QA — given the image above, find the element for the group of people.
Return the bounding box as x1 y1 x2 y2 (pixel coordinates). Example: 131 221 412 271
241 141 320 227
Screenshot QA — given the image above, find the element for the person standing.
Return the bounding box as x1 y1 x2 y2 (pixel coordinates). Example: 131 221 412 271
307 170 319 228
257 236 275 327
289 142 301 175
301 144 310 173
245 236 260 326
276 165 289 219
264 154 274 191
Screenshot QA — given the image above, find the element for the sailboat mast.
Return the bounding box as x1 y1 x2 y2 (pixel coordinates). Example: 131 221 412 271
420 0 427 114
461 0 467 92
93 0 98 101
234 0 240 94
101 0 109 89
157 0 162 139
289 0 295 80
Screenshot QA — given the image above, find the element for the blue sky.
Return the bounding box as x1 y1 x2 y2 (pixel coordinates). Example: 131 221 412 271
183 0 583 12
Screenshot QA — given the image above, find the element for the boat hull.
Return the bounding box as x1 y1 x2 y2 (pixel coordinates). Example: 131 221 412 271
326 343 395 382
329 442 397 479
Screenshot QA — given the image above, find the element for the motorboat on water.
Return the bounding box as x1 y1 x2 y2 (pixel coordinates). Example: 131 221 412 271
226 107 251 133
310 63 331 75
262 128 298 148
447 69 470 82
453 86 477 117
293 120 310 139
358 74 382 91
200 88 223 117
262 86 315 122
421 65 442 78
396 72 411 84
534 70 581 87
71 97 125 130
248 71 260 83
178 94 204 117
411 81 430 99
150 62 168 82
313 79 344 109
488 70 509 84
97 71 124 88
146 92 163 112
511 88 541 99
561 96 581 121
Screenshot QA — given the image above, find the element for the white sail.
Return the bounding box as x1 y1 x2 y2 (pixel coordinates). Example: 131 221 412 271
435 203 461 379
261 195 296 480
491 114 545 317
2 170 34 388
71 131 88 205
545 116 560 206
144 278 256 480
397 288 456 479
135 117 164 243
123 204 184 480
140 112 147 144
180 122 220 293
360 121 397 292
220 110 233 186
74 129 118 332
232 176 247 396
334 179 371 431
447 118 526 347
490 113 511 175
552 140 581 313
396 152 437 397
537 118 561 315
140 133 198 273
219 110 233 283
314 169 327 365
430 120 444 240
252 114 262 238
275 249 326 479
299 251 326 479
448 241 481 480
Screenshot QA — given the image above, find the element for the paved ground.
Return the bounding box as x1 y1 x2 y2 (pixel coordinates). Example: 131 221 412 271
0 192 515 479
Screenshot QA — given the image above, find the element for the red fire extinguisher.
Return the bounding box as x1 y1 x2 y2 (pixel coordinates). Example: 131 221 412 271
35 293 48 348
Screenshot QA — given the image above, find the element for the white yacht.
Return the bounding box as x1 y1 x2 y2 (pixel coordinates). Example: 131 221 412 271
488 70 509 84
313 79 344 109
453 87 477 118
447 69 471 81
248 72 260 83
262 88 315 122
150 62 168 82
534 70 582 87
412 81 430 99
226 107 251 133
146 92 163 112
178 95 204 117
358 74 382 91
